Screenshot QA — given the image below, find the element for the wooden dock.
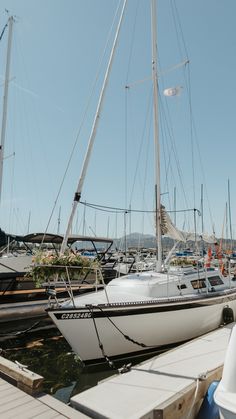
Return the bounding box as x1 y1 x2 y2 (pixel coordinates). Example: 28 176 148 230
71 323 235 419
0 355 87 418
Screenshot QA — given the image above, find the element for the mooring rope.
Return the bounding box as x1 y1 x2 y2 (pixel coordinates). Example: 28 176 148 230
88 306 116 369
96 305 158 349
0 320 42 337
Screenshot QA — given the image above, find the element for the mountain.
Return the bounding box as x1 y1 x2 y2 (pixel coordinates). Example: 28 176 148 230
114 232 174 250
114 233 236 253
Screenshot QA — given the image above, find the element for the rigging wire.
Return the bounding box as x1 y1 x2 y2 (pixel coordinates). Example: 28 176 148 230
124 0 140 246
152 0 200 234
137 94 153 241
156 22 192 232
170 0 189 62
0 320 42 338
124 0 150 249
171 0 215 234
128 95 154 237
7 152 15 232
13 30 43 233
129 87 153 204
158 81 190 222
2 32 29 234
41 1 124 246
0 20 8 43
80 200 199 216
168 1 196 224
156 47 191 228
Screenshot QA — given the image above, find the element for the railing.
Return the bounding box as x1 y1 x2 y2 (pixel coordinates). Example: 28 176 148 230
30 263 107 308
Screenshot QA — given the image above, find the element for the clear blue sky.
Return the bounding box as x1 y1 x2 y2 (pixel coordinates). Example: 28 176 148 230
0 0 235 241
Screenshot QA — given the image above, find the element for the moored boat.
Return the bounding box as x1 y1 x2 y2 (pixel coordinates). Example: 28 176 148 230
47 266 236 364
47 0 236 366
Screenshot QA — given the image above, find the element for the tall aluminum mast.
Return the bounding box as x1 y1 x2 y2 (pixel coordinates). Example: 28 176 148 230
61 1 127 253
151 0 162 272
0 16 14 204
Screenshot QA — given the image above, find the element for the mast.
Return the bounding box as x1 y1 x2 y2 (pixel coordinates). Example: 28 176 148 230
27 210 31 234
228 179 233 252
61 0 127 253
200 183 204 256
0 16 14 205
173 186 176 225
151 0 162 272
82 201 86 236
57 206 61 234
200 184 204 234
107 216 110 238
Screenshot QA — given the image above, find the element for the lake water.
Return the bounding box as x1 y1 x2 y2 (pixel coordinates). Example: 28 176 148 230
0 322 160 404
0 324 119 403
0 322 175 403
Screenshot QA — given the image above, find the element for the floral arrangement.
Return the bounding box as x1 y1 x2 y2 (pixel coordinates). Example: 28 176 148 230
170 257 193 266
27 250 99 287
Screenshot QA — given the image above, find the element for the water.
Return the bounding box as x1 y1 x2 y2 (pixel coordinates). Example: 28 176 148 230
1 321 163 404
0 324 117 403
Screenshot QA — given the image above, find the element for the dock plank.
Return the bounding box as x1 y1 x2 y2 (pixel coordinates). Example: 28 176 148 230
2 400 46 419
0 380 12 390
11 402 55 419
33 415 64 419
38 393 89 418
0 374 88 418
0 392 29 413
31 413 64 419
0 385 19 397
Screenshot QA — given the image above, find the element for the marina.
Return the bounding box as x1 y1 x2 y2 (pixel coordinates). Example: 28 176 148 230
1 0 236 418
45 0 236 366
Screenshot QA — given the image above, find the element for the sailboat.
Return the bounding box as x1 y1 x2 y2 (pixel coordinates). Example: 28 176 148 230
47 0 236 365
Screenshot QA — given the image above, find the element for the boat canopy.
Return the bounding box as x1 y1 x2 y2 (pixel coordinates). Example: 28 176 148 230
20 233 113 245
0 230 113 245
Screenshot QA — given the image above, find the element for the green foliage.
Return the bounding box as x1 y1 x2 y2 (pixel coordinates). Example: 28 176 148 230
27 250 98 287
170 257 193 266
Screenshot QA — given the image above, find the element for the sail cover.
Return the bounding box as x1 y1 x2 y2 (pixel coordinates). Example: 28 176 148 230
181 231 216 244
160 205 186 241
160 205 216 244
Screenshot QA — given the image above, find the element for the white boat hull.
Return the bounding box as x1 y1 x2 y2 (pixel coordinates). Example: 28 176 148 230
214 324 236 419
218 404 236 419
48 291 236 364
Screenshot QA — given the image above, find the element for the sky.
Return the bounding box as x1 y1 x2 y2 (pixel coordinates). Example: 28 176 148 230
0 0 236 241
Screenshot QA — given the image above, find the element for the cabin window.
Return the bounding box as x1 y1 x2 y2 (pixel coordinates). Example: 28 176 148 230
208 276 224 287
177 284 187 290
191 280 206 289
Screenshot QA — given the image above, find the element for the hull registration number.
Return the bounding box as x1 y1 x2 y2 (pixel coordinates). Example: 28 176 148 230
56 312 92 320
